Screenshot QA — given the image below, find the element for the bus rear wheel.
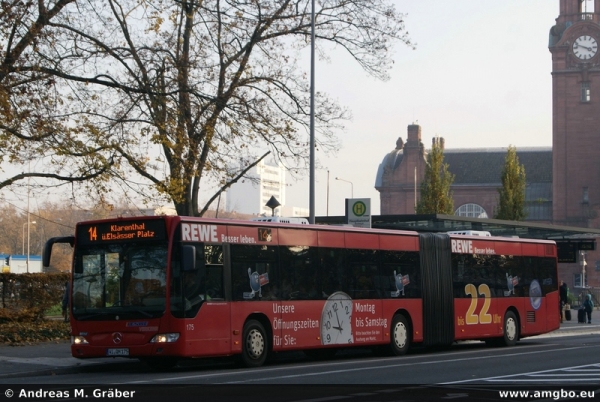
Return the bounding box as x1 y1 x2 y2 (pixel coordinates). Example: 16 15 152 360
390 314 410 356
485 311 519 347
501 311 519 346
241 319 268 367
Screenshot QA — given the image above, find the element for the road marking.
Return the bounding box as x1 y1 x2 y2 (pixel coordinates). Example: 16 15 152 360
442 363 600 384
123 345 589 384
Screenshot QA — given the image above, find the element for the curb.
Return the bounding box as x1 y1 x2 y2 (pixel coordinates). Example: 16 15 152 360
0 360 141 380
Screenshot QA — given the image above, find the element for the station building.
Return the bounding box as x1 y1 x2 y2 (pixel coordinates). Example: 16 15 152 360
374 0 600 295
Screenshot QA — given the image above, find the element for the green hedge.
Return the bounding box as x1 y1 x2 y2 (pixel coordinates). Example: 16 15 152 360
0 320 70 344
0 273 71 344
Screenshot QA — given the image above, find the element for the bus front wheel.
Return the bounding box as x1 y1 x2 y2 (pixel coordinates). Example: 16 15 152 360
241 319 268 367
390 314 410 356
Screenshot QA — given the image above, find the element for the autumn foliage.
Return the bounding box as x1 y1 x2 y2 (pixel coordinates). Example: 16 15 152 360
0 273 70 344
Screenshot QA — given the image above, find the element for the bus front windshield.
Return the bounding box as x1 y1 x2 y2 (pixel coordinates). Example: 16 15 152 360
72 243 168 320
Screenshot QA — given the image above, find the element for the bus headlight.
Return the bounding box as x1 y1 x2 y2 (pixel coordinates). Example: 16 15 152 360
150 333 180 343
71 336 89 345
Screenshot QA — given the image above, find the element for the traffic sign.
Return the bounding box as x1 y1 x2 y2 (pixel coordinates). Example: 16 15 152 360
346 198 371 228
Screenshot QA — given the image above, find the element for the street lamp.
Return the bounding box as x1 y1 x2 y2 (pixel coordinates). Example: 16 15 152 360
22 221 36 255
265 196 281 217
327 170 330 216
22 221 36 272
309 0 315 224
335 177 354 198
580 250 587 288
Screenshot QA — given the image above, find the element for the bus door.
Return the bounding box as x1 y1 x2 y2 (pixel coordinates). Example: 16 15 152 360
278 245 321 349
179 244 230 356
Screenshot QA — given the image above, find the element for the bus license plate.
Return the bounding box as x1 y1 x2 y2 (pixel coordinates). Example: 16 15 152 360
106 348 129 356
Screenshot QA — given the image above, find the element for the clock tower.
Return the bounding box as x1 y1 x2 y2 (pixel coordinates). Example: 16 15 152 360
550 0 600 227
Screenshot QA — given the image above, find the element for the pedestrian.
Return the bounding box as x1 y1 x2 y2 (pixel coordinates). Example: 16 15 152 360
559 280 568 323
62 281 70 323
583 293 594 324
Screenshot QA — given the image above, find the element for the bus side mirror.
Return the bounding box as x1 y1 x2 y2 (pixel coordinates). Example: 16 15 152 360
182 245 197 272
43 236 75 267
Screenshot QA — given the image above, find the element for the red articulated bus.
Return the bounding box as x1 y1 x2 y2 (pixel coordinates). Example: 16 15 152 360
43 215 559 368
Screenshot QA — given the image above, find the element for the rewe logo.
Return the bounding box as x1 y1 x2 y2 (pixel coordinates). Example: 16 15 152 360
451 239 473 254
181 223 218 242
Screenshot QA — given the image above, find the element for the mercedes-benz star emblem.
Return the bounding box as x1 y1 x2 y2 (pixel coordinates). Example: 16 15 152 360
112 332 123 344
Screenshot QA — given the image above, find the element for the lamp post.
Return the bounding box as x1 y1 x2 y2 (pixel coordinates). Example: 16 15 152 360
22 221 37 254
266 196 281 217
580 251 587 288
327 170 330 216
308 0 316 224
335 177 354 198
22 221 36 272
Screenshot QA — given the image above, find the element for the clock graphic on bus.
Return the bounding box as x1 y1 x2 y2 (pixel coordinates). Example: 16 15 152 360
320 291 354 345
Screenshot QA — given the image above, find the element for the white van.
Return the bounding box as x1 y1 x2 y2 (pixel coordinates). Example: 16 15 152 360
251 217 309 224
447 230 491 237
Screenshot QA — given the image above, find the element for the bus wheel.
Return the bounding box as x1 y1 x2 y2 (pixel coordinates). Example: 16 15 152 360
502 311 519 346
390 314 410 356
242 319 268 367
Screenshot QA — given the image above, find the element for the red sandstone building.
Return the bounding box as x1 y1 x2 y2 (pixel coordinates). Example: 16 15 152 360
376 0 600 293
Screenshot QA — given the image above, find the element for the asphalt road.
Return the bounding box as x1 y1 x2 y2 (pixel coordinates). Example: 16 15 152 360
0 320 598 402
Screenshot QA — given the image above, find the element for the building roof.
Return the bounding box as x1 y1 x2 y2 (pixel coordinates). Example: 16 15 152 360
375 146 552 189
444 147 552 184
374 142 554 220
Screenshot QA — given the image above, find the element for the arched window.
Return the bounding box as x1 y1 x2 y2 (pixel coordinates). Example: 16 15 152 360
455 203 488 218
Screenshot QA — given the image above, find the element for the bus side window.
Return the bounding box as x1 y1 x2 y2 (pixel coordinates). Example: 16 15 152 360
319 248 345 299
280 246 317 300
380 250 421 299
230 245 277 301
205 265 224 300
183 270 202 300
351 264 377 299
232 262 248 301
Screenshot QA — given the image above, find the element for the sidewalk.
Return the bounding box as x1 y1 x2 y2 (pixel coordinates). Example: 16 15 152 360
0 318 597 380
536 312 600 338
0 340 137 380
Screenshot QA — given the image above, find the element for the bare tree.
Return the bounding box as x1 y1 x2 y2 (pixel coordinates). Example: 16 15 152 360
0 0 115 201
3 0 414 215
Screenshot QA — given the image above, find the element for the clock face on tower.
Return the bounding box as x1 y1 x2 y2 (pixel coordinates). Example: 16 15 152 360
573 35 598 60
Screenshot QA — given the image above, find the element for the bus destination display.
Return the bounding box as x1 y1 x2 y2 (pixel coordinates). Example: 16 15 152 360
77 220 166 244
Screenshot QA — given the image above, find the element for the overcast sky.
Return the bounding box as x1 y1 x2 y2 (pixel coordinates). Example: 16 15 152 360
285 0 562 217
5 1 566 219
